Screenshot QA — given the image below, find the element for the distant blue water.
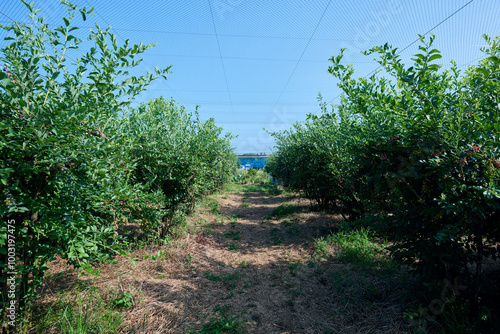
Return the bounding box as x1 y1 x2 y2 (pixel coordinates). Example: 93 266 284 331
238 157 267 169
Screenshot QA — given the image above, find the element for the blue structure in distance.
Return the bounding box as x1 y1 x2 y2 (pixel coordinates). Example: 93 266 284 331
237 155 267 169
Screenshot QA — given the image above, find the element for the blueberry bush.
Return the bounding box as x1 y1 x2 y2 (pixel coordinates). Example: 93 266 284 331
267 34 500 323
0 1 236 328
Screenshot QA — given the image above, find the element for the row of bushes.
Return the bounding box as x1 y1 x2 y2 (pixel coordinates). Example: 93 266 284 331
0 1 236 327
266 34 500 323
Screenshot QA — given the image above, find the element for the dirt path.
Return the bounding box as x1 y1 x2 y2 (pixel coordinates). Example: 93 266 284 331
39 185 413 333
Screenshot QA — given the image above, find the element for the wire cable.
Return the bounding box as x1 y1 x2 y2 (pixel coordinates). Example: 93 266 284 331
208 0 235 123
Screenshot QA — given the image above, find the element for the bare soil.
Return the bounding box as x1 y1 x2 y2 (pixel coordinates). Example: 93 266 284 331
35 185 417 333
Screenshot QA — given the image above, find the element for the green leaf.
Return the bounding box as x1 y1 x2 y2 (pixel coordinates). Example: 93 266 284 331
63 17 70 27
413 53 426 61
1 78 12 87
428 54 442 62
487 56 499 64
478 68 489 77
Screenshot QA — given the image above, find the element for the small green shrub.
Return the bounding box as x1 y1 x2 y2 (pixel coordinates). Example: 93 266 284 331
312 237 330 259
112 290 135 309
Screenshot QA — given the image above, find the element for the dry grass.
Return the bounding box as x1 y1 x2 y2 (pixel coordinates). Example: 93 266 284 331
29 185 420 334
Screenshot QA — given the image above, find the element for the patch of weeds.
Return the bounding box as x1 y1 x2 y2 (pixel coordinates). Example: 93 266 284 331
112 290 135 309
312 237 329 259
240 202 251 207
143 249 169 261
205 272 219 281
34 285 125 334
194 217 209 226
46 271 67 283
265 184 282 196
156 273 165 279
271 203 297 219
232 214 245 219
204 272 242 290
206 200 220 214
283 279 296 290
288 262 300 277
244 281 256 288
240 260 248 268
315 268 324 276
225 182 244 193
242 183 279 195
306 260 317 268
271 236 282 245
183 253 193 268
228 243 239 251
220 292 234 300
364 284 382 303
225 230 241 240
269 273 280 280
196 304 247 334
281 220 299 235
328 228 387 269
328 271 353 292
222 273 242 290
270 227 282 245
230 220 239 228
308 267 324 278
288 285 302 298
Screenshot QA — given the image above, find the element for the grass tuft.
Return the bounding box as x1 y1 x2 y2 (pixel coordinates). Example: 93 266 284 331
270 203 297 219
190 304 246 334
33 284 126 334
329 228 387 269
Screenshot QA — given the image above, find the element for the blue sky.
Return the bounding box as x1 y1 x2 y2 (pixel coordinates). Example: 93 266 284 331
1 0 499 154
